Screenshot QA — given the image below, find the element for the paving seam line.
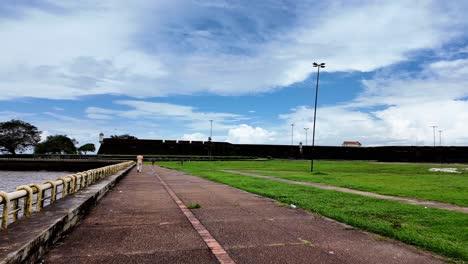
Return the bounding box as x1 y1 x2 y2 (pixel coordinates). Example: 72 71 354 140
222 170 468 214
151 166 236 264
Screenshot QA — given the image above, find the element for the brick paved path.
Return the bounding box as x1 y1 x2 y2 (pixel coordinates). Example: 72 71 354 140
45 165 445 263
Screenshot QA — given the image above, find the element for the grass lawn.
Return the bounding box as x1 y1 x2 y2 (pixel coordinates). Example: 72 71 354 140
156 160 468 207
159 160 468 262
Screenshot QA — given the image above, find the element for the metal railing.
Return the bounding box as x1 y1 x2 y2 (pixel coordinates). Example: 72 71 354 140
0 161 134 229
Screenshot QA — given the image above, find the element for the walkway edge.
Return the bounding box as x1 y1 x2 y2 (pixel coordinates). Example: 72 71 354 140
0 164 135 264
154 171 236 264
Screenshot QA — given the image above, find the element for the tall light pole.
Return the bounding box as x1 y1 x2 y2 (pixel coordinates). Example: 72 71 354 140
208 120 213 158
311 62 325 172
439 130 442 146
209 120 213 141
304 128 309 145
291 123 295 145
430 125 437 147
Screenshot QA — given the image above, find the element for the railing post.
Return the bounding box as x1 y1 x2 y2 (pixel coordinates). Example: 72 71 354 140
44 180 57 203
88 171 93 185
76 174 82 191
16 185 34 218
81 172 87 188
57 177 69 198
12 199 19 222
67 175 77 193
0 191 10 229
30 184 44 212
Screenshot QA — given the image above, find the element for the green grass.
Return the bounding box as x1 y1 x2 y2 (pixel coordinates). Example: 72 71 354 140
158 160 468 206
187 202 202 209
160 160 468 262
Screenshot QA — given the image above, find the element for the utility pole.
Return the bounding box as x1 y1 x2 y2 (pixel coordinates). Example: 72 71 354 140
291 123 295 145
304 128 309 145
209 120 213 141
208 120 213 158
430 126 438 147
439 130 442 146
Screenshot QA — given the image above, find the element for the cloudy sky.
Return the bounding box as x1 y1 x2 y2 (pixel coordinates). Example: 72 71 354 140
1 0 468 149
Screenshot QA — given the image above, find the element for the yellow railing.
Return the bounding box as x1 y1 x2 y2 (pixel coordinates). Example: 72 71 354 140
0 161 134 229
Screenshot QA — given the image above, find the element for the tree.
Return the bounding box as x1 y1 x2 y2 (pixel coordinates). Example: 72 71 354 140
35 135 77 154
0 119 42 154
78 143 96 154
110 134 138 140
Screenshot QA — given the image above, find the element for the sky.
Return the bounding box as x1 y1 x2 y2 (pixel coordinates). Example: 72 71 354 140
1 0 468 150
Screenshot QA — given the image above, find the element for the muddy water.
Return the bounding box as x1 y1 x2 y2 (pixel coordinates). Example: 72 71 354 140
0 171 73 192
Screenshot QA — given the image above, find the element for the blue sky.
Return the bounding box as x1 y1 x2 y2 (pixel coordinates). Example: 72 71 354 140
1 0 468 149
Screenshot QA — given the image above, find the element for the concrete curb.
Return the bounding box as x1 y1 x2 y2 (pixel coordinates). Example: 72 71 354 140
0 164 135 264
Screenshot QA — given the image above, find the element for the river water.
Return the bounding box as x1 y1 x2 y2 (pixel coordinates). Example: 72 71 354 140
0 171 73 192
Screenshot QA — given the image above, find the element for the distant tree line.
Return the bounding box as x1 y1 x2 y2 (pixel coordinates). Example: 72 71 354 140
0 119 96 155
110 134 138 140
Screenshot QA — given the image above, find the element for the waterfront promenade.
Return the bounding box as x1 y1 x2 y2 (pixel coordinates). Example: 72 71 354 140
45 165 445 263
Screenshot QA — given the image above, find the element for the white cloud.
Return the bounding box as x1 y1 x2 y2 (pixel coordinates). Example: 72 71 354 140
0 1 467 100
279 1 465 74
227 124 276 144
279 106 380 146
182 133 207 142
0 111 36 120
278 57 468 146
86 100 245 134
351 59 468 108
85 107 120 120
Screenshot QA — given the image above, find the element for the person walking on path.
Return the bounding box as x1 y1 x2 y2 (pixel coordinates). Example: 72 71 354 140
136 155 143 172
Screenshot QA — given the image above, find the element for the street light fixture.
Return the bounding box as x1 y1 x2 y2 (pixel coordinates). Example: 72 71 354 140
311 62 325 173
291 123 295 145
304 128 309 145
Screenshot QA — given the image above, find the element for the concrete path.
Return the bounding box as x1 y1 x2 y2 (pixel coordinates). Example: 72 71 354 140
45 165 446 263
45 165 218 263
224 170 468 214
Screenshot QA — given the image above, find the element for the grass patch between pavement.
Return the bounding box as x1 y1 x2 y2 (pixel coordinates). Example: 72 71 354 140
187 202 201 209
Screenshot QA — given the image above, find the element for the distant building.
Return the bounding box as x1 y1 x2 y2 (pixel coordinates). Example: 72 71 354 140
342 141 362 147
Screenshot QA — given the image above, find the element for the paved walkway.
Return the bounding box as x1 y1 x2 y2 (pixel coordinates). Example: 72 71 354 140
224 170 468 214
45 165 445 263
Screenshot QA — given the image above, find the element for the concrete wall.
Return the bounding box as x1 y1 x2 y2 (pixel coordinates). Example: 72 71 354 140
97 138 468 163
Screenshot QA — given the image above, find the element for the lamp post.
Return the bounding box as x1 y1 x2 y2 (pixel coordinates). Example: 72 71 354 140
209 120 213 142
291 123 295 145
208 120 213 158
430 126 438 147
311 62 325 173
439 130 442 146
304 128 309 145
